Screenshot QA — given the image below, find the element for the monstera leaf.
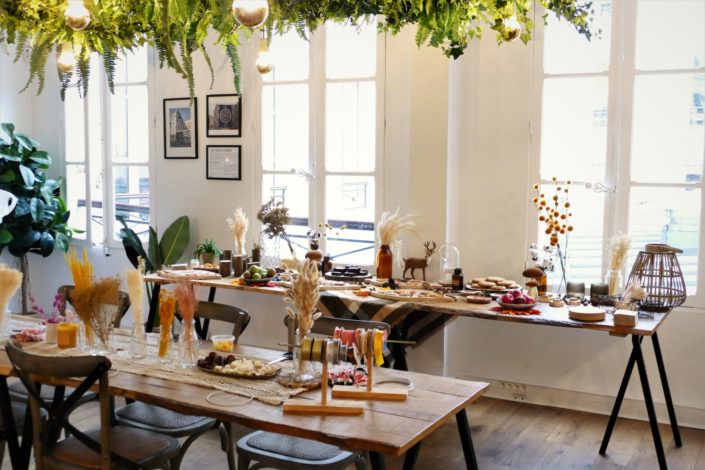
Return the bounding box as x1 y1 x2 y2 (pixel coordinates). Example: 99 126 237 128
117 215 190 272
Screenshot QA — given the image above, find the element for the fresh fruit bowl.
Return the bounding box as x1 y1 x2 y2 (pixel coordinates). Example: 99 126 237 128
497 300 537 311
243 277 274 285
241 265 277 284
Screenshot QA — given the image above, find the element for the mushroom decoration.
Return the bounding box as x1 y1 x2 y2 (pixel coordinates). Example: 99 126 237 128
522 267 545 297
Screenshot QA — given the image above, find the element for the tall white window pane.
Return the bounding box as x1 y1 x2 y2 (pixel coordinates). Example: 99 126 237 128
65 165 87 240
114 47 149 84
325 82 375 172
261 174 309 259
64 93 85 162
631 73 704 184
628 187 700 294
326 20 376 79
263 30 309 83
113 166 150 240
326 175 375 265
261 85 309 172
536 185 605 284
111 85 149 163
540 77 608 181
544 0 612 74
635 1 705 71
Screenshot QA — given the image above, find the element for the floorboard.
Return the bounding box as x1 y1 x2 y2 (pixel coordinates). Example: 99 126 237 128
3 397 704 470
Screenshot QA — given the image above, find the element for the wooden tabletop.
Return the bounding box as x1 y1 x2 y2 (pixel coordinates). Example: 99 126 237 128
0 341 488 456
144 274 668 336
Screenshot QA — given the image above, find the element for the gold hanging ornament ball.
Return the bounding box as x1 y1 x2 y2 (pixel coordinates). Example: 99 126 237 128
503 16 521 42
64 0 91 31
232 0 269 28
255 38 273 75
57 43 75 74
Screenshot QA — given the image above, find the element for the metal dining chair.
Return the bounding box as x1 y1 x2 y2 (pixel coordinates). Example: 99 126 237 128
8 285 131 405
6 341 180 470
236 316 390 470
115 301 251 470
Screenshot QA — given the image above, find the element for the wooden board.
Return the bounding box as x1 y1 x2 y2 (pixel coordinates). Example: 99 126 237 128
332 385 408 401
568 306 606 322
283 398 364 415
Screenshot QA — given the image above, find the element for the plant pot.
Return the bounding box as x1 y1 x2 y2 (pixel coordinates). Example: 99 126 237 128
200 253 215 265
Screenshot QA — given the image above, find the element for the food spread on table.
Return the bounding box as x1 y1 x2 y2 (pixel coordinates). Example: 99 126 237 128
467 276 521 291
197 352 280 378
157 269 222 280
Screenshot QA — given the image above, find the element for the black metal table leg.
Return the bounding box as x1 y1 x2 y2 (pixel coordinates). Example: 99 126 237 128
145 283 161 333
370 451 387 470
456 408 479 470
600 336 641 454
402 442 422 470
652 332 682 447
389 326 408 371
633 334 668 469
0 376 29 470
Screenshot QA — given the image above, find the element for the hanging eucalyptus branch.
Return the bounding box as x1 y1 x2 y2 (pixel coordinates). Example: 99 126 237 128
0 0 593 99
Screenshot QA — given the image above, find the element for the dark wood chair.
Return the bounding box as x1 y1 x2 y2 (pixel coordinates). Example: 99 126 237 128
236 316 389 470
8 285 131 405
0 398 30 465
115 301 250 470
5 341 180 470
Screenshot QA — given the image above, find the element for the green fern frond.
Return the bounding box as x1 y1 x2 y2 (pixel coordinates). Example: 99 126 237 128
12 32 26 63
77 53 90 98
200 44 215 90
180 37 195 101
225 42 241 95
21 40 51 95
102 50 116 94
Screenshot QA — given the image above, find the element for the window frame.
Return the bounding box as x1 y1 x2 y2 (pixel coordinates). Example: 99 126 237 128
529 1 705 307
253 21 386 268
60 47 157 252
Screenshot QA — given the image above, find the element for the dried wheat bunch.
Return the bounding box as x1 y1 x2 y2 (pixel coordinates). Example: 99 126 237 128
65 247 93 291
71 277 120 332
125 258 146 326
226 208 249 255
608 232 631 271
284 259 321 332
174 280 198 326
377 208 416 246
0 265 22 333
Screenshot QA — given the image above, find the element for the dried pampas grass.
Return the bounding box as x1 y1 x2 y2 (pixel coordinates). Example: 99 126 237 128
377 208 416 246
125 258 146 325
284 259 321 333
65 247 93 291
226 208 249 255
0 265 22 334
175 280 198 325
608 232 631 271
71 277 120 344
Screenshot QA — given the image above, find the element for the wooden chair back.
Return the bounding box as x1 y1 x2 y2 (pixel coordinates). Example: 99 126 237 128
4 342 137 470
196 302 251 340
58 285 131 328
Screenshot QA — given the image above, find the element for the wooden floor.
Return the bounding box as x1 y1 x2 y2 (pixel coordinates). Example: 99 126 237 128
4 397 705 469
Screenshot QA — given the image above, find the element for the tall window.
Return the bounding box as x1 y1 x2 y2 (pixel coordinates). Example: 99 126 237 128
259 20 382 265
533 0 705 302
63 47 152 245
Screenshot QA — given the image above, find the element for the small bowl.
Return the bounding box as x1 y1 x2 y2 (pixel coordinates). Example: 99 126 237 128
497 301 537 311
212 334 235 352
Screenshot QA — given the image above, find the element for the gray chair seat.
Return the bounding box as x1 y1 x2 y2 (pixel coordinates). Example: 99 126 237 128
49 426 179 469
0 400 27 432
237 430 364 470
116 402 216 434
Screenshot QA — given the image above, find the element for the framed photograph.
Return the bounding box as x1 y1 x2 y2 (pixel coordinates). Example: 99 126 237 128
207 94 242 137
163 98 198 159
206 145 241 180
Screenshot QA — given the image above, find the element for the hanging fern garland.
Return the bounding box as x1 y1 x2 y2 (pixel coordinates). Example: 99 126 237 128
0 0 593 99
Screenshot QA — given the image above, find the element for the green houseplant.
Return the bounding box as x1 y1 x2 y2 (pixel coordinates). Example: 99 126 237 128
0 123 76 313
193 238 222 265
117 214 190 272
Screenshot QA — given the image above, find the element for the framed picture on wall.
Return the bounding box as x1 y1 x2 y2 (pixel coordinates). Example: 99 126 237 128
206 145 241 180
206 94 242 137
163 97 198 159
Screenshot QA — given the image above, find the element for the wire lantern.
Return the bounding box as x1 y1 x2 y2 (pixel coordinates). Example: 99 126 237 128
626 244 687 312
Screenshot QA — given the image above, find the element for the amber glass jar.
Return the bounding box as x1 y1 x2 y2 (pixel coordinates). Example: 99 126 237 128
376 244 393 279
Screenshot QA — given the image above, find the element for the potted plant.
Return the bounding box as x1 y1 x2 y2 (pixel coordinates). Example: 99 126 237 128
193 238 222 265
0 123 76 314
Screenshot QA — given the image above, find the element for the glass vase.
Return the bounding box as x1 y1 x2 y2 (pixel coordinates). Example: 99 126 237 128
294 328 315 382
376 244 393 279
606 269 623 296
130 322 147 359
178 320 201 368
90 305 117 356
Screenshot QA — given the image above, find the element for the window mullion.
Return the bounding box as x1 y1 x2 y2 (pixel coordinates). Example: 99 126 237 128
82 92 93 245
100 74 114 250
312 27 326 249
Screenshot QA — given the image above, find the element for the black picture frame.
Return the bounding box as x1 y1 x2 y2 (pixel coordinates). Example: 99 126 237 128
206 145 242 181
206 94 242 137
163 97 198 159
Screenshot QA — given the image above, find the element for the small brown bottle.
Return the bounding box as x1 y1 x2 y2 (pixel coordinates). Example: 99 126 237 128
452 268 464 291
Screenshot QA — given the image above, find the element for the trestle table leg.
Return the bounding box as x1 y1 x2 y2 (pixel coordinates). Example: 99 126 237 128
652 332 682 447
456 408 479 470
370 451 387 470
402 442 422 470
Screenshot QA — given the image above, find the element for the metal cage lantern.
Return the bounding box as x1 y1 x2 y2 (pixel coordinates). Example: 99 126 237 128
626 244 687 312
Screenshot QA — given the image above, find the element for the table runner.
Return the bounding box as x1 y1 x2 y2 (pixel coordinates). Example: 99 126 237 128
317 290 457 346
19 333 306 405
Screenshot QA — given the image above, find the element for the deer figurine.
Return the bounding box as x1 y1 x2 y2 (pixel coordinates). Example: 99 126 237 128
403 241 437 280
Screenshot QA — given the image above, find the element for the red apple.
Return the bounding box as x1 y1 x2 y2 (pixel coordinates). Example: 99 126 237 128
501 294 514 303
514 297 527 304
509 289 523 299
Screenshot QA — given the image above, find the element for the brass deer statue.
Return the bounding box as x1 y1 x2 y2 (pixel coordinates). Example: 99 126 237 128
403 241 437 280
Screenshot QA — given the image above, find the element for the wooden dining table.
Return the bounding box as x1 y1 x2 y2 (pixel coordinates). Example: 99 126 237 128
0 330 488 470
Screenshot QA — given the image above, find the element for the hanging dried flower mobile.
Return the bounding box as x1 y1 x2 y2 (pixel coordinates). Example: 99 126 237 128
531 177 574 247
